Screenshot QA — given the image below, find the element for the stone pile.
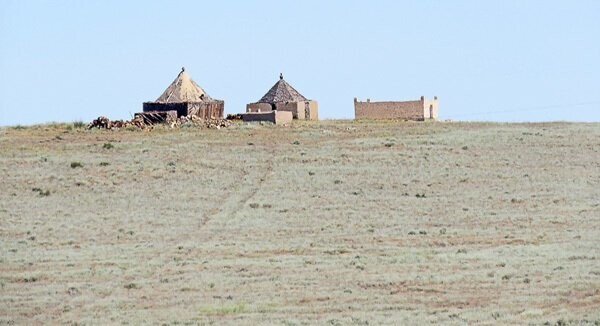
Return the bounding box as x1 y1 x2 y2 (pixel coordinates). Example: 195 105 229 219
173 116 233 129
226 113 243 120
88 115 233 130
88 116 111 129
205 118 233 129
88 116 148 130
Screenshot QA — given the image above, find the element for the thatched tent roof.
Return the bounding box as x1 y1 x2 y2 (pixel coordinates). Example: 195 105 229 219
155 68 213 103
258 74 307 103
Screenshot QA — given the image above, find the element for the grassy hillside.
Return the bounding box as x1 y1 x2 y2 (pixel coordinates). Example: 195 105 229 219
1 121 599 324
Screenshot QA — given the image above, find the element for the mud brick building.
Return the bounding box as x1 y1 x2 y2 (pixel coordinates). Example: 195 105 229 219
354 96 438 121
239 111 293 125
143 68 224 120
247 74 318 120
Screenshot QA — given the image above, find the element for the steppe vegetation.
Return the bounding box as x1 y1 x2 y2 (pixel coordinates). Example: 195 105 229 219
1 120 599 324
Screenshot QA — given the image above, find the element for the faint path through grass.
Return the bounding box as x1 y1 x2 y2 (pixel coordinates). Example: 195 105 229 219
201 149 275 235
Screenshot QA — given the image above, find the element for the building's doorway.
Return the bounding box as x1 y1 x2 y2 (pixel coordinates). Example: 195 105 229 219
305 102 310 120
429 105 434 119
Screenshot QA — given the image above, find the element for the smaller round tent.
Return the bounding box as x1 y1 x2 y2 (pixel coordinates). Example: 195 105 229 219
246 74 318 120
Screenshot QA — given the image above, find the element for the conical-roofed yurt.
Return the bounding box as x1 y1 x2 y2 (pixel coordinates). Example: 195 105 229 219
143 68 224 119
246 74 318 120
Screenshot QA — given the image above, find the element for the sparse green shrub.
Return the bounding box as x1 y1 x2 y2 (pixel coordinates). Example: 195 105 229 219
556 318 568 326
292 140 300 145
384 142 394 147
198 302 246 315
103 142 114 149
124 283 139 289
249 203 260 209
67 287 80 295
327 319 343 326
334 180 342 184
73 121 86 129
324 248 349 255
456 248 467 254
99 162 110 166
308 171 315 176
32 187 50 196
70 162 83 169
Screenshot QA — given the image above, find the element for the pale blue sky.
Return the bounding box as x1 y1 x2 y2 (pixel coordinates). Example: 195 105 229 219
1 1 599 125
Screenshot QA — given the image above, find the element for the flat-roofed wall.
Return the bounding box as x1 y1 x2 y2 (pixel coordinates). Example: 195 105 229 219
354 97 438 121
246 101 318 120
246 102 273 113
275 101 319 120
240 111 293 125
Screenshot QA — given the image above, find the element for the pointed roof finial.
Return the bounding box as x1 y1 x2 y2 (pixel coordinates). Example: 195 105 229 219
154 68 212 103
280 73 283 80
258 74 307 103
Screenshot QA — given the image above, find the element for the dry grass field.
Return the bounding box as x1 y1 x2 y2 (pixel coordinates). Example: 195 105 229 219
1 120 599 325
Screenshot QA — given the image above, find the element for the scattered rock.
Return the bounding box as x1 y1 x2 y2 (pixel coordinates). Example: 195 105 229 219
88 115 233 131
